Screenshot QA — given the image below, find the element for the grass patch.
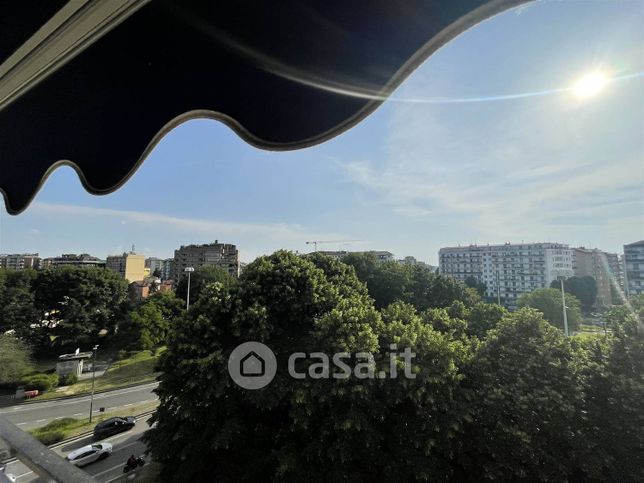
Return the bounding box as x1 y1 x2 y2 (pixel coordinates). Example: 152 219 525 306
28 400 158 444
34 349 165 400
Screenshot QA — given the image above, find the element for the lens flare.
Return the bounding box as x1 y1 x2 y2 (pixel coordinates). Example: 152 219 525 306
572 72 608 98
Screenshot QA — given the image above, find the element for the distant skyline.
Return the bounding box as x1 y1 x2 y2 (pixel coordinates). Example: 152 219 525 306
1 1 643 265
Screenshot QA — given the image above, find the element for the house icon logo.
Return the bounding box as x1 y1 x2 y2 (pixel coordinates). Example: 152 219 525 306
228 342 277 390
240 351 265 377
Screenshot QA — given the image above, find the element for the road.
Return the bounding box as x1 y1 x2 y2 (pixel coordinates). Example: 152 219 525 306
0 383 159 430
3 414 153 482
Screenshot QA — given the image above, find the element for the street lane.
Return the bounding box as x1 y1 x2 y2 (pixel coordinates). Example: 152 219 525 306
0 383 159 430
4 414 153 482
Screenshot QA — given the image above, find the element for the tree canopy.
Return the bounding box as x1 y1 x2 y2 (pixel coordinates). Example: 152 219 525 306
518 287 581 332
174 266 236 306
145 250 643 482
550 276 597 311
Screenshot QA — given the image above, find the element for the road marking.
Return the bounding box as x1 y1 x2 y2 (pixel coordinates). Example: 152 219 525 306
15 470 34 479
36 418 46 422
73 413 83 416
123 403 132 407
17 422 26 425
55 416 64 419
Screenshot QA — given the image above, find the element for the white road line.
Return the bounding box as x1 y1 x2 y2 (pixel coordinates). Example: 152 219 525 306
123 403 132 407
15 470 34 479
36 419 46 422
54 416 64 419
17 422 26 425
73 413 83 416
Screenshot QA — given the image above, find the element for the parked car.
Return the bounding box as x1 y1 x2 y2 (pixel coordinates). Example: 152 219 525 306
66 443 112 467
93 416 136 439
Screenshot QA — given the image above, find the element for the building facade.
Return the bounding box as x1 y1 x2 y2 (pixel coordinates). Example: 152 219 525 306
624 240 644 296
572 247 622 307
173 241 240 279
41 253 105 269
145 257 174 280
0 253 40 270
439 243 573 308
106 252 146 282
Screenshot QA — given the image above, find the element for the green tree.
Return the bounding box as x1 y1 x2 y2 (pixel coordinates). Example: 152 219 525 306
33 266 129 350
518 287 581 332
464 276 487 297
146 251 471 482
174 266 236 306
341 253 479 310
0 269 40 340
0 334 34 387
457 308 582 481
550 276 597 312
465 302 508 339
119 292 183 350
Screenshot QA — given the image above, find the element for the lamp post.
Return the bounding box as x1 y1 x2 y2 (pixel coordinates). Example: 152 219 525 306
88 344 99 423
559 277 569 336
184 267 195 310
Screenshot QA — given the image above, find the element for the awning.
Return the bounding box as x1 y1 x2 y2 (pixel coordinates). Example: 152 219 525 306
0 0 528 214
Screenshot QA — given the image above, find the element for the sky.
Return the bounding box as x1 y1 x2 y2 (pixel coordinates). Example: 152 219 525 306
1 0 643 264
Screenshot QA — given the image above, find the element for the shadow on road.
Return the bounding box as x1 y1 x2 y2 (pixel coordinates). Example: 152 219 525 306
61 435 96 452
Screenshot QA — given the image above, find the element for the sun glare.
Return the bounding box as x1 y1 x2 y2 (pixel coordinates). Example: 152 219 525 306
572 72 608 98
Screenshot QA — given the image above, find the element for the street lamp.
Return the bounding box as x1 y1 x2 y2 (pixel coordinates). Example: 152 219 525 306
184 267 195 310
558 276 569 336
88 344 99 423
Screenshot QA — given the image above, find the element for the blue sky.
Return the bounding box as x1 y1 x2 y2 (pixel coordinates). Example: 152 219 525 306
1 0 642 264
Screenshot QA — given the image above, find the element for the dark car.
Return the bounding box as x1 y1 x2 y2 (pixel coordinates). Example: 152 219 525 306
93 416 136 439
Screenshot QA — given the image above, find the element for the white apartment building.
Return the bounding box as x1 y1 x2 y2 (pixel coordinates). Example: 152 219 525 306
145 257 174 281
439 243 573 308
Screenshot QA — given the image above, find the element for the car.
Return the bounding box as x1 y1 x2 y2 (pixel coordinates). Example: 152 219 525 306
66 443 112 467
93 416 136 439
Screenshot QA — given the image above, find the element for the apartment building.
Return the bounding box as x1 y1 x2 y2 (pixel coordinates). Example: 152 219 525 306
624 240 644 295
106 252 146 282
145 257 174 280
439 243 573 308
398 256 437 271
572 247 622 307
0 253 40 270
173 241 240 279
41 253 105 269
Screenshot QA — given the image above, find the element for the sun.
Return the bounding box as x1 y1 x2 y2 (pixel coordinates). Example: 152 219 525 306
572 72 608 98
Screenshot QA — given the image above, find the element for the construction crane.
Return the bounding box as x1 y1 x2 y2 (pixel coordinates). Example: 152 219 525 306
305 240 361 252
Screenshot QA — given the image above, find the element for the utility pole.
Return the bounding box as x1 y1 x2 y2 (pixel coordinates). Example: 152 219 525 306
560 277 569 336
184 267 194 310
89 344 99 423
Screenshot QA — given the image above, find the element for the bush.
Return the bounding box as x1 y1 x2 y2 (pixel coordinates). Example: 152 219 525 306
36 430 65 445
23 373 59 392
59 373 78 386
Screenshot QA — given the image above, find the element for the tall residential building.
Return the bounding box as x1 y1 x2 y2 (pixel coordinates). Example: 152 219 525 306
173 241 240 280
572 247 621 307
624 240 644 296
106 252 146 282
0 253 40 270
41 253 106 269
439 243 573 308
145 257 174 280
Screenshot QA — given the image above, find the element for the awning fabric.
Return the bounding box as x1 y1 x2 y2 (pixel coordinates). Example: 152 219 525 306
0 0 527 214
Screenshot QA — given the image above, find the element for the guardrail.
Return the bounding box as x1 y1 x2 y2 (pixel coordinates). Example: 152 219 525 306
0 410 156 482
0 414 97 483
